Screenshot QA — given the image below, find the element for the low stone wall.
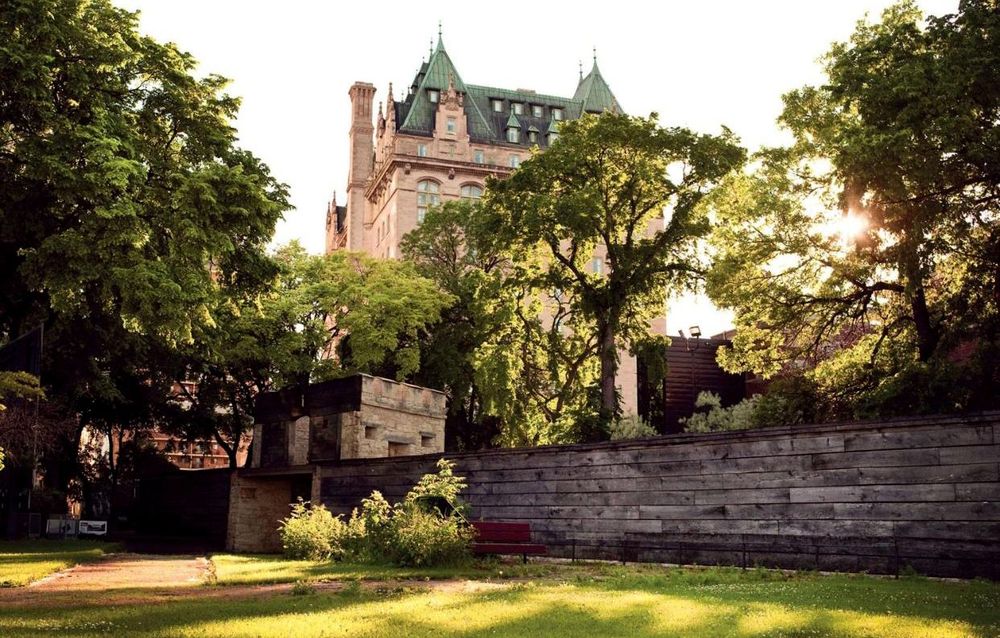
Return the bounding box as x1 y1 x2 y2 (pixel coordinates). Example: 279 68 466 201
317 412 1000 578
226 470 316 553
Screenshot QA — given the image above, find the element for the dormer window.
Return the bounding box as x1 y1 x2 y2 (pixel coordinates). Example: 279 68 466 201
548 132 559 145
552 108 563 121
492 99 503 112
532 104 543 117
512 102 523 115
507 128 520 143
528 130 538 144
446 117 456 134
428 89 439 103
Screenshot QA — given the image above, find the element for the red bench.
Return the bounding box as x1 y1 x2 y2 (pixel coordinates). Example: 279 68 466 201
470 521 547 563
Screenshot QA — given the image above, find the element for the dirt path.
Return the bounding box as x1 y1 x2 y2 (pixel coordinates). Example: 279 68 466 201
0 554 515 608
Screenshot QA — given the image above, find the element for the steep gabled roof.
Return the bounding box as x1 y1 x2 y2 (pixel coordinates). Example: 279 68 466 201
398 36 493 138
573 58 622 114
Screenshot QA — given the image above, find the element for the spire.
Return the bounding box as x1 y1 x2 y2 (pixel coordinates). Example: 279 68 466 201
573 48 622 114
388 82 394 101
438 20 442 41
578 59 583 80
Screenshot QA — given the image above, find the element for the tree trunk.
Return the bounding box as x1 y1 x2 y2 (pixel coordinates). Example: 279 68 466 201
598 322 619 419
910 284 938 362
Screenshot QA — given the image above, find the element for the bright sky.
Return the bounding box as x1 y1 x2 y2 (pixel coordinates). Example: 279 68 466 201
117 0 956 336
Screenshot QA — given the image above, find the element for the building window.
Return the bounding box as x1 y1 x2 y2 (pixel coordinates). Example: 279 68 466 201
512 102 523 115
446 117 456 134
428 89 439 103
592 257 603 275
388 442 409 457
548 132 559 145
532 104 543 117
507 128 520 143
492 99 503 112
416 179 440 224
528 130 538 144
421 433 435 447
417 143 428 157
473 149 484 164
509 155 520 168
552 108 563 121
460 184 483 200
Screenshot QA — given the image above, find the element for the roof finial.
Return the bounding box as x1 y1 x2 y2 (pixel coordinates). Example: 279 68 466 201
578 59 583 80
388 82 394 100
593 46 597 64
429 39 433 57
438 20 442 40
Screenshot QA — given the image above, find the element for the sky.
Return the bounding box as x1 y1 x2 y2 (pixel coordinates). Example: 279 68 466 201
116 0 957 336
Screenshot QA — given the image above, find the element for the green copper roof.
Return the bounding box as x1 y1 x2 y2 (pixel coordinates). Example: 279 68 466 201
573 60 622 114
393 39 622 147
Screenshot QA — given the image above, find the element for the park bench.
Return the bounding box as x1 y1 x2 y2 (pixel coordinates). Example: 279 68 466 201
470 521 547 563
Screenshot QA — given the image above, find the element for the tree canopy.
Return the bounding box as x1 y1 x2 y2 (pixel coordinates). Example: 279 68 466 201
485 113 745 422
706 0 1000 417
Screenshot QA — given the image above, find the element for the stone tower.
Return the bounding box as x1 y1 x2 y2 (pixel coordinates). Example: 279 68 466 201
343 82 376 252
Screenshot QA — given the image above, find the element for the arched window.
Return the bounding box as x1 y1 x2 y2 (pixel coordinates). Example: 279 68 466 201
416 180 440 224
460 184 483 201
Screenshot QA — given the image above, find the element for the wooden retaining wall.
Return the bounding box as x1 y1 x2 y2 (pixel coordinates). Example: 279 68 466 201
317 412 1000 578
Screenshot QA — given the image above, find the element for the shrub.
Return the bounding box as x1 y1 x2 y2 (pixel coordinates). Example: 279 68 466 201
390 505 473 567
279 500 346 561
609 414 657 440
681 392 760 433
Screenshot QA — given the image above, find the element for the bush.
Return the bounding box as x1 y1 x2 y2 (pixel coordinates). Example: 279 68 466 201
279 501 347 561
609 414 657 440
681 392 760 433
279 459 473 568
390 506 473 567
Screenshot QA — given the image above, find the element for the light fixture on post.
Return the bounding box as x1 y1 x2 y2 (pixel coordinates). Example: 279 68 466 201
689 325 702 339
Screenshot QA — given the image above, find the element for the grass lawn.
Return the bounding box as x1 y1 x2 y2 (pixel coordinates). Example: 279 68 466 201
1 554 998 637
0 539 118 587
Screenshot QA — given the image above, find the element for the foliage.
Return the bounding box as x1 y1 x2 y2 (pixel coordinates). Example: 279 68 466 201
0 372 43 412
278 461 472 568
608 414 657 440
0 0 288 504
680 392 761 433
485 112 745 422
406 459 469 516
402 200 598 448
388 506 472 568
279 501 348 561
705 1 1000 417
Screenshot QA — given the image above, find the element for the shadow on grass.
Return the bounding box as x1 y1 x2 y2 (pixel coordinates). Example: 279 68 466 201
1 572 996 638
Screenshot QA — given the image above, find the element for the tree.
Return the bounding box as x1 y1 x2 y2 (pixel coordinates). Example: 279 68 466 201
485 113 745 421
0 0 287 494
162 243 454 465
705 1 1000 413
402 201 602 447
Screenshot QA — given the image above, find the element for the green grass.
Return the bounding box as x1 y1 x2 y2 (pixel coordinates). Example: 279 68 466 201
1 559 997 637
0 539 118 587
209 553 584 585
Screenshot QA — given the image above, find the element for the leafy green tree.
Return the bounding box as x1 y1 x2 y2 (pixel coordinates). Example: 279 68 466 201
706 1 1000 413
0 0 287 491
485 113 745 422
402 201 601 447
162 243 454 465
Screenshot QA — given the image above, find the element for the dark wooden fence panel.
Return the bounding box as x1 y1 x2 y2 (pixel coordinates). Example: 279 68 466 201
318 412 1000 578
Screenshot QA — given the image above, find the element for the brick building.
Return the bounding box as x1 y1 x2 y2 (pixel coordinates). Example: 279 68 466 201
325 32 664 413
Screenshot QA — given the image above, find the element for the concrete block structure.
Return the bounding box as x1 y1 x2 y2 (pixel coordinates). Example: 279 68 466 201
227 374 446 552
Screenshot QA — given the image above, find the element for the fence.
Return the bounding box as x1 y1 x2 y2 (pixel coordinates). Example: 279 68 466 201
317 412 1000 578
